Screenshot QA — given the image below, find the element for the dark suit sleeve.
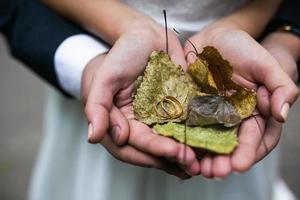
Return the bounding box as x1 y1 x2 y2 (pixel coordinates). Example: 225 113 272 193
273 0 300 28
0 0 85 96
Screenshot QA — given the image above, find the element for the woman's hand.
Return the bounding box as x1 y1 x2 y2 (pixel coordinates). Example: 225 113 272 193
185 28 298 121
183 27 299 179
81 23 201 177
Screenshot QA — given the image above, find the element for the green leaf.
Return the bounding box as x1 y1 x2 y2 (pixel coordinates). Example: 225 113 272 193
153 122 238 154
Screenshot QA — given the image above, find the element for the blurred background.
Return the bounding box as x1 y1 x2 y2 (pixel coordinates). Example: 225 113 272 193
0 34 300 200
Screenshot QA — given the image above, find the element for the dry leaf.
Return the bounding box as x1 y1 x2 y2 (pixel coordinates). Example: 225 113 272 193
133 51 197 125
154 122 238 154
187 95 241 127
188 46 257 120
188 59 218 94
198 46 241 93
133 47 257 153
228 89 257 119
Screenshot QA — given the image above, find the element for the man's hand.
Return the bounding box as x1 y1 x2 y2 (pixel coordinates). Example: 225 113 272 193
184 27 299 179
81 24 201 177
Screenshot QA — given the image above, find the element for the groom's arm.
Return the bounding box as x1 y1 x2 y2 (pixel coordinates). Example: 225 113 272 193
0 0 108 98
274 0 300 28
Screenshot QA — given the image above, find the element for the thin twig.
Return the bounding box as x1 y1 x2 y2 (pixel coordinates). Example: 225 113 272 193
163 10 169 54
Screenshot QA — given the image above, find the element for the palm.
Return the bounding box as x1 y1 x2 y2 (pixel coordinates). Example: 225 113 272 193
111 33 201 174
85 27 201 177
184 29 286 178
188 30 279 88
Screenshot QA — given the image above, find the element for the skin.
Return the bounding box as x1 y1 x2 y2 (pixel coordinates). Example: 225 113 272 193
82 53 195 179
42 0 299 178
186 31 300 179
82 26 203 177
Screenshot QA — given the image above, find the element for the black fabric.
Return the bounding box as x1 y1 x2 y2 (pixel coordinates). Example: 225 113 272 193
274 0 300 28
0 0 85 96
0 0 23 27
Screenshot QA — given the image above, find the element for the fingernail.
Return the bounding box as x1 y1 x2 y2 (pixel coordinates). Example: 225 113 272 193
88 123 93 142
280 103 290 121
111 125 120 143
186 161 200 176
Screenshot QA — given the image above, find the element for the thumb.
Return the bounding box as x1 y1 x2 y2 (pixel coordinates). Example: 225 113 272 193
257 62 299 122
168 37 187 70
85 66 121 144
270 84 298 122
109 106 129 146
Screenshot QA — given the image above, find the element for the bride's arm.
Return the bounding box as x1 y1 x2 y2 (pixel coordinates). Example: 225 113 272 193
203 0 282 38
42 0 282 39
41 0 154 44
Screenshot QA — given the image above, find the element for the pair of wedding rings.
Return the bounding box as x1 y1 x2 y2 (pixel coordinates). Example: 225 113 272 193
156 96 183 119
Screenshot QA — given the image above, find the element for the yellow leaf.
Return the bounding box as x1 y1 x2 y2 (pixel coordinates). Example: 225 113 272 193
133 51 197 125
228 88 257 119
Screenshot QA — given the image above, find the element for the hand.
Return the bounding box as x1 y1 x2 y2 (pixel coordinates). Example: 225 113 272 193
81 22 201 177
184 27 299 179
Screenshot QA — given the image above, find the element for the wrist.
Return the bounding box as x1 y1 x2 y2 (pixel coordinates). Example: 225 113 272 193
90 0 159 44
261 33 300 82
262 32 300 60
201 0 282 38
200 24 249 43
116 15 156 37
81 54 106 103
116 20 167 53
117 17 164 42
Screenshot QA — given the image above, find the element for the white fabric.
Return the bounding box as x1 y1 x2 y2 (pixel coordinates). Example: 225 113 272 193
273 179 297 200
29 0 292 200
54 34 108 99
29 89 277 200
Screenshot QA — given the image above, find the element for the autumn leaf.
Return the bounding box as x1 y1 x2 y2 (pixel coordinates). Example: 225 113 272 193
154 122 238 154
133 51 197 125
188 46 257 121
187 95 241 127
133 47 257 154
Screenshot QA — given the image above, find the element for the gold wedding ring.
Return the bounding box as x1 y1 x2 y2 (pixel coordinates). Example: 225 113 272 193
155 96 183 119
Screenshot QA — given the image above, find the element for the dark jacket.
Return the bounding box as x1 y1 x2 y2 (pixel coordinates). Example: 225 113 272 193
0 0 84 95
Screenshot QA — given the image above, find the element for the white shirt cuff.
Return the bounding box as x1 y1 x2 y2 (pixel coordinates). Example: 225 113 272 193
54 34 109 99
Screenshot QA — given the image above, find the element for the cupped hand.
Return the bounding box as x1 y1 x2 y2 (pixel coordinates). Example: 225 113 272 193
81 22 201 177
185 28 298 121
184 28 299 179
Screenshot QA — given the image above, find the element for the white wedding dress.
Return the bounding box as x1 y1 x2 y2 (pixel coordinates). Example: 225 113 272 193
29 0 281 199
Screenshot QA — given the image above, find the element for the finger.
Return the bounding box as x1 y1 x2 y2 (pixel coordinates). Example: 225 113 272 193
270 83 298 122
84 41 138 143
101 135 163 167
201 155 213 178
84 53 120 143
231 116 265 173
183 41 200 66
212 155 232 179
82 53 112 144
109 106 129 146
101 135 190 179
129 121 200 175
165 163 192 180
254 59 299 122
180 159 201 176
168 36 187 69
256 86 271 117
255 118 282 162
85 79 114 144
